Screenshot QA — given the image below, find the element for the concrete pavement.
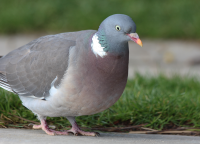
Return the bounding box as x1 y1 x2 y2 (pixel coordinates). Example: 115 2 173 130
1 128 200 144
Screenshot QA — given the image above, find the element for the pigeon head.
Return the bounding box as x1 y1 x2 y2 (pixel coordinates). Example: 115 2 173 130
95 14 142 56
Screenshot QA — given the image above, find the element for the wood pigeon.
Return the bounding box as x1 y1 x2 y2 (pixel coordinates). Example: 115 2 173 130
0 14 142 136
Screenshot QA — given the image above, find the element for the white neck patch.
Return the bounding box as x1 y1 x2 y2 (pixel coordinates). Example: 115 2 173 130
91 33 107 58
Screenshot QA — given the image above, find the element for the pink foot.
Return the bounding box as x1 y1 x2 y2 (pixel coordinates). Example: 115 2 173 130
33 116 99 136
67 128 99 136
67 121 99 136
32 124 42 129
32 120 69 136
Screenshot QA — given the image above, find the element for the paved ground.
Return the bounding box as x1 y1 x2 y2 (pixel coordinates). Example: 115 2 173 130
1 34 200 78
0 35 200 143
1 128 200 144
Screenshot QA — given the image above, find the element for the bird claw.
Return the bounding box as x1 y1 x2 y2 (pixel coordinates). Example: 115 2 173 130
68 129 100 137
74 133 79 136
28 123 34 126
35 118 100 136
95 132 100 137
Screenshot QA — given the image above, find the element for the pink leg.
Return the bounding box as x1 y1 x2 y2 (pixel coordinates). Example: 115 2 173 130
67 121 99 136
66 116 100 136
32 116 69 136
33 115 99 136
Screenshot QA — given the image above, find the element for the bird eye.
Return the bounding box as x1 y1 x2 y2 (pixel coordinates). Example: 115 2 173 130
115 25 121 31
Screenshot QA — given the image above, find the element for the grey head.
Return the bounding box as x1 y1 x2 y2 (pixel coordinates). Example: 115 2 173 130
97 14 142 55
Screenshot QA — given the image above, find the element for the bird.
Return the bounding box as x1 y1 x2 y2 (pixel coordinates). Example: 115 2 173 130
0 14 142 136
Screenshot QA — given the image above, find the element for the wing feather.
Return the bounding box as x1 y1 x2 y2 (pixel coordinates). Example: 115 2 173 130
0 30 96 98
0 33 77 98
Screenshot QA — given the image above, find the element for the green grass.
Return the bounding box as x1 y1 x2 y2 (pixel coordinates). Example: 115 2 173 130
0 0 200 39
1 74 200 131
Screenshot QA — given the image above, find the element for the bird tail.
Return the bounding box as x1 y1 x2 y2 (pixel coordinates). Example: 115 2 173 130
0 56 14 93
0 72 13 92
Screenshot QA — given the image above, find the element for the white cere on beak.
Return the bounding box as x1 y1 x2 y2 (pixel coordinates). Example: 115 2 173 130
91 33 107 58
129 33 139 38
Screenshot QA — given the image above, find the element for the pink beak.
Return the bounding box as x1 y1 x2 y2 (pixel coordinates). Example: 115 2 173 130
127 33 143 47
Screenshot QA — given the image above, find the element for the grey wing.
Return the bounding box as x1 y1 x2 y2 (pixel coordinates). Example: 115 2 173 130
0 35 76 98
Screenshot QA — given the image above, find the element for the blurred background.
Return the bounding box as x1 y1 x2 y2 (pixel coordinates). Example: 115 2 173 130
0 0 199 38
0 0 200 77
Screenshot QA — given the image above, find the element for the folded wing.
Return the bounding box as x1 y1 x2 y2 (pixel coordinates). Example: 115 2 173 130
0 34 76 99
